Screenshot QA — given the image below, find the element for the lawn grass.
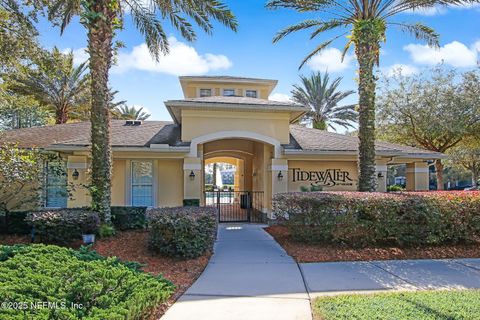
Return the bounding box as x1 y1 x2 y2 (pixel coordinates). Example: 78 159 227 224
313 289 480 320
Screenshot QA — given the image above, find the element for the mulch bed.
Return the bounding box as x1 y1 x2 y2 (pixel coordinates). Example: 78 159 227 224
0 230 210 317
0 234 31 245
92 230 210 302
265 225 480 263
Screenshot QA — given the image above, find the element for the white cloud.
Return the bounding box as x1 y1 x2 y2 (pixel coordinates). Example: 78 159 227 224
133 104 150 114
306 48 354 72
403 41 480 68
62 47 88 65
406 6 447 16
384 64 419 77
406 3 480 16
269 93 291 102
112 36 232 75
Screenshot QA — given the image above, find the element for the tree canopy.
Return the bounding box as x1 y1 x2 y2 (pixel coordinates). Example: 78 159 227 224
291 72 356 131
377 66 480 189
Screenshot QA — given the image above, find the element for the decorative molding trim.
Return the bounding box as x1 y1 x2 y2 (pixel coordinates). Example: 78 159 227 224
189 130 282 158
67 163 87 169
375 165 388 172
271 165 289 171
183 163 202 170
406 168 430 173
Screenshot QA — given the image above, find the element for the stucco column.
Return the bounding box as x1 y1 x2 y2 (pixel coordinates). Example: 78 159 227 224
235 158 244 191
271 158 288 195
183 157 202 204
375 160 388 192
406 162 430 191
67 155 90 208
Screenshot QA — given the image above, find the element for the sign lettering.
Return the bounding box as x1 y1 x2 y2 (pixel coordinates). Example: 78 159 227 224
290 168 353 187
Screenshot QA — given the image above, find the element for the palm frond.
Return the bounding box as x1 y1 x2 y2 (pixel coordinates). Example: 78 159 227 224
309 20 345 40
125 0 169 60
273 19 324 43
291 71 356 130
266 0 333 12
390 22 439 47
47 0 81 34
299 33 347 69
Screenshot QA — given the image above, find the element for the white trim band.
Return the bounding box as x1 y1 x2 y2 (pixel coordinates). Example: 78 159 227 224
67 163 87 169
183 164 202 170
406 168 430 173
376 165 388 172
271 165 289 171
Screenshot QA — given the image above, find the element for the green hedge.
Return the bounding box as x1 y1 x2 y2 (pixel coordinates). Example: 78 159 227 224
148 207 217 259
0 211 30 235
26 209 100 245
111 206 147 230
273 191 480 247
0 244 174 319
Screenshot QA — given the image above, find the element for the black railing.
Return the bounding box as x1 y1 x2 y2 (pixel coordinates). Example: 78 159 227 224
204 191 264 223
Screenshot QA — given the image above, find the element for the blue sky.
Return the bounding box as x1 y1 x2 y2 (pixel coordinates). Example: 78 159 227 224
37 1 480 131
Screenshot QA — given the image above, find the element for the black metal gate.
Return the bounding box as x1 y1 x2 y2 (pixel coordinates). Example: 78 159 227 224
204 191 264 223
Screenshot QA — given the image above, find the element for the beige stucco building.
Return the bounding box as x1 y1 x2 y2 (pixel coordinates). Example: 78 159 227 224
2 76 444 221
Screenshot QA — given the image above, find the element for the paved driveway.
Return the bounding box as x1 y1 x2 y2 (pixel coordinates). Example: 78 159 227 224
301 258 480 298
161 224 312 320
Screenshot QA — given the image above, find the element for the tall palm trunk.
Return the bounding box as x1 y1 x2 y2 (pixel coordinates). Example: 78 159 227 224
87 0 115 223
55 105 68 124
355 39 378 192
434 159 444 190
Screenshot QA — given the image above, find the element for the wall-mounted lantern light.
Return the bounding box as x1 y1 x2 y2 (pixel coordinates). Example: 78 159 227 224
377 172 384 178
277 171 283 181
72 169 80 180
189 170 196 181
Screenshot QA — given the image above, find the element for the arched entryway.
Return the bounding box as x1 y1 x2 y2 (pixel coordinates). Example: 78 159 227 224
201 138 270 222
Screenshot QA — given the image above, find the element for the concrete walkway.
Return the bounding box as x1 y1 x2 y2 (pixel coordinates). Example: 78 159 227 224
162 224 480 320
161 224 312 320
301 258 480 298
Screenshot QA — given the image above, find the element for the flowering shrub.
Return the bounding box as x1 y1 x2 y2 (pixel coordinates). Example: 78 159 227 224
26 209 100 244
273 191 480 247
148 207 217 259
0 244 174 319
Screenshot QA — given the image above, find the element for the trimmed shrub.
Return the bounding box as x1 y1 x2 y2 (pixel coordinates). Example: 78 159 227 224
26 209 100 244
98 224 116 238
0 211 30 235
111 206 147 230
148 207 217 259
387 184 405 192
273 191 480 247
0 244 174 319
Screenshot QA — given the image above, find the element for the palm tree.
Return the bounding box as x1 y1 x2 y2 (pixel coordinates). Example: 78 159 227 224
46 0 237 222
115 105 151 121
7 48 89 124
292 72 356 131
267 0 470 192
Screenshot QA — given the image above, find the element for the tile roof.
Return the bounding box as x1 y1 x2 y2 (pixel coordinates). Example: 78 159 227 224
0 121 444 158
166 96 305 108
179 76 277 83
0 120 179 148
287 125 443 157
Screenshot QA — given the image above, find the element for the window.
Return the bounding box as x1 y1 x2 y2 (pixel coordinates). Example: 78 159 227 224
199 88 212 97
223 89 235 96
45 161 68 207
131 161 153 206
245 90 257 98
